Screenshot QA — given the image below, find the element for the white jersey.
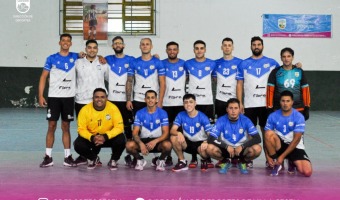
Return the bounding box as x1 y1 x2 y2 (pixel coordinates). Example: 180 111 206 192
162 58 186 106
184 58 216 105
236 56 279 108
43 52 78 98
213 57 242 102
75 56 108 104
127 56 165 102
105 54 135 102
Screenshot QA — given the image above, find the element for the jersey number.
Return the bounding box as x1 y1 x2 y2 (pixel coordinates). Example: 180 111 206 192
223 68 230 75
284 79 296 88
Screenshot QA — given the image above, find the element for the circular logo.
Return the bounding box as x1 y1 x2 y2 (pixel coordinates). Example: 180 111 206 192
17 2 30 14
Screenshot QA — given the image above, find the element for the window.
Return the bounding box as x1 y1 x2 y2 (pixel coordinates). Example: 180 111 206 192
61 0 155 35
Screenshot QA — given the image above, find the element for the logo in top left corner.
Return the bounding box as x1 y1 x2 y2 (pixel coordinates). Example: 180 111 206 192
16 0 30 14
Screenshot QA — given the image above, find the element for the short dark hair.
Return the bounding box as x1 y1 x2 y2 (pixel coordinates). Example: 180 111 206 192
112 36 124 43
226 98 240 108
60 33 72 41
93 88 107 96
90 4 96 9
183 93 196 101
280 90 294 100
251 36 263 45
280 47 294 57
193 40 206 48
145 90 157 97
86 39 98 46
222 37 233 44
166 41 179 48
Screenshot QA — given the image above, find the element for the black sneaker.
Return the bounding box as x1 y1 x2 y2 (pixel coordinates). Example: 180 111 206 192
63 155 77 167
151 156 159 167
246 160 253 168
74 155 87 166
165 155 173 166
40 155 53 168
172 160 188 172
124 155 132 166
201 159 208 172
109 160 118 171
87 156 100 170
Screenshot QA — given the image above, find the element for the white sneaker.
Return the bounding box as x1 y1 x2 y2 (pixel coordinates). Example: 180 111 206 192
156 159 165 171
135 159 147 171
109 160 118 171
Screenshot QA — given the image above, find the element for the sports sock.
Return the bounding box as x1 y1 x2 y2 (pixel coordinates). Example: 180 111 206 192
64 149 71 157
45 148 52 157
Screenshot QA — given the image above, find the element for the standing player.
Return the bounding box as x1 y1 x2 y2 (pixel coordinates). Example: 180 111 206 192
265 91 312 177
85 4 98 40
105 36 135 165
170 94 212 172
236 36 280 167
126 38 166 112
213 37 243 118
207 98 262 175
267 47 310 120
184 40 216 168
125 90 172 171
38 33 78 168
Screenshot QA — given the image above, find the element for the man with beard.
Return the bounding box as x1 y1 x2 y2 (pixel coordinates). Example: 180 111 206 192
236 36 280 168
105 36 135 166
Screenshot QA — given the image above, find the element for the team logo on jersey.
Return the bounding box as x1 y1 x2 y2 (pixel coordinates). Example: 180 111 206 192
150 65 155 70
239 128 244 134
288 122 294 126
96 65 102 70
125 64 129 68
179 67 184 71
70 58 74 63
16 0 30 14
231 65 237 70
57 61 60 65
295 72 300 77
218 65 222 69
224 130 228 134
248 66 252 69
156 119 160 124
278 18 287 30
196 123 200 128
263 64 270 68
205 66 210 71
106 114 111 120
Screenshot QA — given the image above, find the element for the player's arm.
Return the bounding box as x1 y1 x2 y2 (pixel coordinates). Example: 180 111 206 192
38 70 49 107
266 70 276 110
157 75 166 107
126 75 134 110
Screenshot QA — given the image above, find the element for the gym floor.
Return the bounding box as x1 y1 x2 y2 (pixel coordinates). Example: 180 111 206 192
0 108 339 200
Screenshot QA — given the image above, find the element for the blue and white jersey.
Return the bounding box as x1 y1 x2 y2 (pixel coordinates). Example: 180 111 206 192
105 54 135 102
213 57 242 102
134 107 169 138
75 56 109 104
185 58 216 105
128 57 165 102
265 109 306 149
162 58 186 106
210 114 258 148
44 52 78 98
236 56 279 108
173 111 212 142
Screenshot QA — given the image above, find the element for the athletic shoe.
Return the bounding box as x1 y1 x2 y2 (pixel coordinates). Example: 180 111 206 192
40 155 53 168
219 159 232 174
201 159 208 172
165 155 173 166
63 155 77 167
135 159 147 171
287 160 296 174
246 160 253 168
270 164 282 176
74 155 87 166
130 157 137 168
87 156 100 170
109 160 118 171
151 156 159 167
124 155 132 166
156 159 166 171
172 160 188 172
189 159 198 168
207 157 214 168
238 162 249 174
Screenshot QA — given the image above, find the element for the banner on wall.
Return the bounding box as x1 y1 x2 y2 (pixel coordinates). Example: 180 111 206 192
263 14 332 38
83 0 108 40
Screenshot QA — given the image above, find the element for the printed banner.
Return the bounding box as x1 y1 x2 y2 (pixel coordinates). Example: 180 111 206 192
83 0 108 40
263 14 332 38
